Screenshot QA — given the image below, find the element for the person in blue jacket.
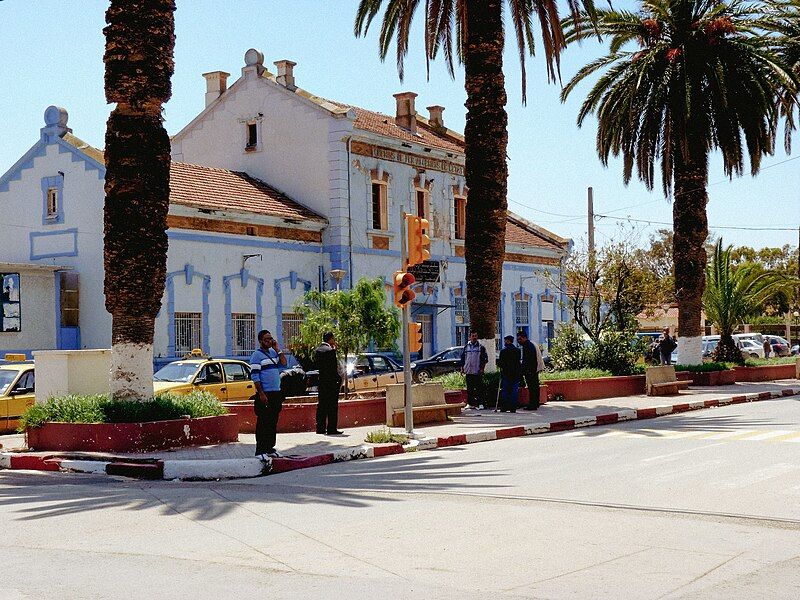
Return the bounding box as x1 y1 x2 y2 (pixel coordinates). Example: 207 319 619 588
249 329 287 459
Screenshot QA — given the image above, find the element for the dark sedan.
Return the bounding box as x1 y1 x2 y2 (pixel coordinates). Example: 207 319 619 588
411 346 464 383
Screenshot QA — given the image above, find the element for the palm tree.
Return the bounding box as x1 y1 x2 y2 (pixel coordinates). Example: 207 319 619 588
704 239 796 363
103 0 176 400
561 0 797 364
354 0 594 353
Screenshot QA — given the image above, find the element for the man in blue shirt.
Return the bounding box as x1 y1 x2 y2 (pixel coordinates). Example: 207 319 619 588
249 329 287 459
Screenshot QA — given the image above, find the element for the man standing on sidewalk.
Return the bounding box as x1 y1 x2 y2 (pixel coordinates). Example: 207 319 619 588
315 331 344 435
498 335 521 412
460 331 488 409
658 327 677 365
249 329 287 459
517 331 544 410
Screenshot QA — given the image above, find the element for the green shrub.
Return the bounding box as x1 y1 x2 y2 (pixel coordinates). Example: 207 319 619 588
549 324 586 370
540 368 613 380
20 390 226 430
364 427 409 444
584 328 644 376
743 356 797 367
673 362 733 373
432 371 466 390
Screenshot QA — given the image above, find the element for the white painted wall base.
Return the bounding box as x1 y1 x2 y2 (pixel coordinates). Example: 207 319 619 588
109 342 154 401
32 349 111 403
676 335 702 366
479 339 497 372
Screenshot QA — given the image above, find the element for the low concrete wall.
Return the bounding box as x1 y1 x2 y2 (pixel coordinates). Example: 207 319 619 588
25 414 238 453
689 370 736 386
544 375 646 401
733 364 796 382
385 383 445 426
225 397 388 434
32 349 111 403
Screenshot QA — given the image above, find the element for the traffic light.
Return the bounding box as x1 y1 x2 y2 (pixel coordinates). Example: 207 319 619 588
393 271 416 308
408 322 423 353
406 215 431 267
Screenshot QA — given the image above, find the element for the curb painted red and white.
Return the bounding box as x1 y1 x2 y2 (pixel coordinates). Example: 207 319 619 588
2 387 797 481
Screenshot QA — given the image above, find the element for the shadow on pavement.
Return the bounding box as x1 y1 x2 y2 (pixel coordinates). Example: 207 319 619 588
0 453 507 522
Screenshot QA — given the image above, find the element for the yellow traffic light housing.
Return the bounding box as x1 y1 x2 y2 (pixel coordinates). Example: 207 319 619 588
408 322 423 353
393 271 416 308
406 215 431 267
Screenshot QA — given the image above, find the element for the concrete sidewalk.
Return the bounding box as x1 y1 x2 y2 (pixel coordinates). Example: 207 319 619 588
2 379 799 481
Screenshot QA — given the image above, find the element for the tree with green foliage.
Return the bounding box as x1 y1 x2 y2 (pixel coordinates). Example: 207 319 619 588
291 278 401 370
354 0 596 352
562 0 798 365
704 239 797 364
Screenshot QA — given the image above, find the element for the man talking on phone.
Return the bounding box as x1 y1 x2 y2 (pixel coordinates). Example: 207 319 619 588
249 329 287 459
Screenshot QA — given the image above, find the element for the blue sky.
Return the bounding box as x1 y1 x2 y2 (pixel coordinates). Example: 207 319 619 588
1 0 797 250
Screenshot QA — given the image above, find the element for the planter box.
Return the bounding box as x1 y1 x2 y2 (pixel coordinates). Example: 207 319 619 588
688 369 736 386
733 364 796 383
25 414 238 453
225 397 387 434
544 375 646 402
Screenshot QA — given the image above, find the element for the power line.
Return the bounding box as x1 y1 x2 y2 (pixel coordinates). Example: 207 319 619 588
594 213 798 232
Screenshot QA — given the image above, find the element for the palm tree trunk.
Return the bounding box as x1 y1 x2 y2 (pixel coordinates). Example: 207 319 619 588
103 0 175 400
672 147 709 366
464 0 508 367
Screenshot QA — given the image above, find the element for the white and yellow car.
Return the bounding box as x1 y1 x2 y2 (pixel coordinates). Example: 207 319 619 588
153 356 256 402
0 355 35 434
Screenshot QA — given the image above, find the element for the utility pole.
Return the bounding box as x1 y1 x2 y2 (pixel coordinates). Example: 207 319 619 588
587 187 597 326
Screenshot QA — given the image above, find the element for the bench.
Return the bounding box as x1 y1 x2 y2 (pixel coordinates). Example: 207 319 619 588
646 366 690 396
385 383 465 427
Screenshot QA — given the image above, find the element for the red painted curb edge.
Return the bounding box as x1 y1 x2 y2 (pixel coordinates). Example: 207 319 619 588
2 387 797 480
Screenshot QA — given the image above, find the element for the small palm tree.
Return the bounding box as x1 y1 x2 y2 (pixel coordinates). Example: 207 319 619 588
354 0 595 351
561 0 797 364
103 0 176 400
704 239 796 364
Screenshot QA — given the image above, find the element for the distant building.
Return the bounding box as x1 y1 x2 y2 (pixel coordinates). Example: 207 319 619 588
0 49 571 363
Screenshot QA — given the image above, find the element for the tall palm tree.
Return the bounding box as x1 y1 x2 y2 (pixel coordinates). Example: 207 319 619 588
562 0 797 364
704 239 796 363
354 0 594 354
103 0 176 400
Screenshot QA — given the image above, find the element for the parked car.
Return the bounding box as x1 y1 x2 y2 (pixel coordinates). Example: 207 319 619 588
153 357 256 401
764 335 791 357
411 346 464 383
738 339 765 359
306 352 405 393
0 357 35 434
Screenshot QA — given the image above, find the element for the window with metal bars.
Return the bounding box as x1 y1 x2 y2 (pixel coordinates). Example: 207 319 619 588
174 312 202 355
281 312 304 350
454 295 469 346
454 196 466 240
231 313 257 357
371 182 387 230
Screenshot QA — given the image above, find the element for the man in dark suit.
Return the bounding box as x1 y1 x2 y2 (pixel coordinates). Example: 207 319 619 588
315 332 344 435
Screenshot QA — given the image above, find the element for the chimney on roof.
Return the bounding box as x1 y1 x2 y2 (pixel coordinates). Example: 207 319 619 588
274 60 297 91
202 71 230 107
393 92 418 133
426 105 445 130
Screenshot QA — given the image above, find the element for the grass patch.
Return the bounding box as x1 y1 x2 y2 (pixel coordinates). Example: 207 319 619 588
20 391 226 431
540 368 613 381
364 427 409 445
674 362 733 373
743 356 797 367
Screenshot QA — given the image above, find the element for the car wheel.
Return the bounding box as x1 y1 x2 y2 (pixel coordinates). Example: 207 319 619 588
750 353 759 358
416 369 432 384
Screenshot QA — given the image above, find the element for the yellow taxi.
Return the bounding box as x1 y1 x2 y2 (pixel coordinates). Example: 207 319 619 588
0 354 36 434
153 352 255 402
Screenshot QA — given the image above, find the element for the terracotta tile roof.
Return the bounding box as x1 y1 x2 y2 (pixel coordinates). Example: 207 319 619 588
327 101 465 153
505 213 568 251
169 162 324 222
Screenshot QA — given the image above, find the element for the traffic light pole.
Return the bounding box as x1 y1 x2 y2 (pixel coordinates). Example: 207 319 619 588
400 211 415 436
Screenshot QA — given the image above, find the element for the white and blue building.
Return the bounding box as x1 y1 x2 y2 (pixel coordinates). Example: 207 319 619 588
0 49 571 365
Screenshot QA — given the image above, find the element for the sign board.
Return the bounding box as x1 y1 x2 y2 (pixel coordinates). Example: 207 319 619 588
1 273 21 332
409 260 441 283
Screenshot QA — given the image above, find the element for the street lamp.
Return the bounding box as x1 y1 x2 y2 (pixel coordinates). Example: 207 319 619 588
329 269 346 291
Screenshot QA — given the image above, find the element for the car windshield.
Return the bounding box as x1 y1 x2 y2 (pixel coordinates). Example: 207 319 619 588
0 369 18 395
153 362 200 382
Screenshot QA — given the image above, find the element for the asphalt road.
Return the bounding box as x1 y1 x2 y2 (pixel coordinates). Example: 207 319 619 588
2 398 800 599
